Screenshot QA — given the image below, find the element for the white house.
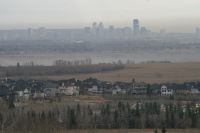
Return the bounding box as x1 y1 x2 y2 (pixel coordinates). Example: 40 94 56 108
23 88 30 101
33 92 45 99
132 82 147 95
58 84 79 96
112 86 121 95
190 88 200 94
161 85 173 95
15 88 30 102
44 88 58 97
88 85 103 94
44 82 59 97
112 86 126 95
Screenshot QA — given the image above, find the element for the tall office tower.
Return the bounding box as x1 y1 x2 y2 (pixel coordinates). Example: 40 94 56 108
98 22 104 30
27 28 33 39
98 22 104 35
133 19 140 35
92 22 97 30
92 22 97 35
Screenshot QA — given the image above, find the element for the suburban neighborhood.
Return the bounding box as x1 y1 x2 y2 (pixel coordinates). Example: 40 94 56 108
1 77 200 103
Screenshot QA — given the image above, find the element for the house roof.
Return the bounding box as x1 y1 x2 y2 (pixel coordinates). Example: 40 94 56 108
0 85 9 97
45 82 58 88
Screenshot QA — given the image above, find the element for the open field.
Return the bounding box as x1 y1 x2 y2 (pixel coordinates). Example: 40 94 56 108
29 62 200 83
18 95 109 112
0 64 123 77
12 129 200 133
60 129 200 133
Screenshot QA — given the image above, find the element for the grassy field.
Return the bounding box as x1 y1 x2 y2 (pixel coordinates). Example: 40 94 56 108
13 129 200 133
66 129 200 133
29 62 200 83
0 64 123 77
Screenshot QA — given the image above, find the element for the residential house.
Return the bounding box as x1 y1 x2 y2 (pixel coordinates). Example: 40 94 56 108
190 87 200 94
58 83 79 96
44 82 59 97
132 82 147 95
161 85 173 95
88 85 103 94
15 88 30 102
32 92 45 99
0 85 9 98
30 80 45 99
175 88 190 95
23 88 30 101
112 85 126 95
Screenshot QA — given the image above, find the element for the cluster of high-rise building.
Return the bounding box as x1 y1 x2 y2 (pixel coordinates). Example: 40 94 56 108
86 19 149 37
0 19 199 42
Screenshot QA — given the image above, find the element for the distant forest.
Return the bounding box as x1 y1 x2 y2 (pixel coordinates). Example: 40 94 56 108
0 63 124 77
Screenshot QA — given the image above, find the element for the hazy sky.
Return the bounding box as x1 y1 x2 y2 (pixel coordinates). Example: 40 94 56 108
0 0 200 32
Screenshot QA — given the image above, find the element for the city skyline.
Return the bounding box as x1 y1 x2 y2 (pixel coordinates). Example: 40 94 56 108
0 19 199 34
0 18 199 33
0 0 200 32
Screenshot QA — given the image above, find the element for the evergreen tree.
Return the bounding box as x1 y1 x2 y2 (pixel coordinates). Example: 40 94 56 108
146 84 152 97
17 62 20 68
191 110 197 128
41 111 46 120
165 105 170 127
76 104 81 115
135 102 140 117
87 105 93 116
69 109 77 129
105 104 111 116
8 92 15 109
113 110 119 128
128 110 135 128
161 127 167 133
0 113 2 125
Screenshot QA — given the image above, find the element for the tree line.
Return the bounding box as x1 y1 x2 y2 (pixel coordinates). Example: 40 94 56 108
0 101 200 132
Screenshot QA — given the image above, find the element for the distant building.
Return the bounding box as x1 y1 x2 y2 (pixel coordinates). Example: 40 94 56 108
112 86 121 95
84 27 91 34
190 87 200 94
108 25 114 33
140 27 147 34
0 85 9 97
15 88 30 102
92 22 97 29
44 82 59 97
131 79 147 95
27 28 33 39
88 85 103 94
161 85 173 95
98 22 104 31
160 29 166 34
133 19 140 35
122 27 132 36
23 88 30 101
32 92 45 99
92 22 97 33
196 27 200 36
175 88 190 95
58 83 79 96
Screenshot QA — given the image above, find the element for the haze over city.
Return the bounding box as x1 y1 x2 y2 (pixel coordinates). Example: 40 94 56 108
0 0 200 32
1 1 200 133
